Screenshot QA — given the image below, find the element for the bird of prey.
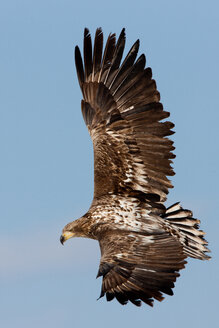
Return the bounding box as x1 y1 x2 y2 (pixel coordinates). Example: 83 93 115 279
60 28 210 307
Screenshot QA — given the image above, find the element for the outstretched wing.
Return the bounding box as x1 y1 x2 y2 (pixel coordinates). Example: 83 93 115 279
75 28 175 202
97 230 186 307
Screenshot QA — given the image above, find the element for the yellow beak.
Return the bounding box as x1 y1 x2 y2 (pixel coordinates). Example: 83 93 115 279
60 231 75 244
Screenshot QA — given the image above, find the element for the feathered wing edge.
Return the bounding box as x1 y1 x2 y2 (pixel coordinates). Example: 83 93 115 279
75 27 161 110
75 28 175 202
97 232 187 307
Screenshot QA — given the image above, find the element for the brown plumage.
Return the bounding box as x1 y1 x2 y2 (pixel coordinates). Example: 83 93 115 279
60 28 210 307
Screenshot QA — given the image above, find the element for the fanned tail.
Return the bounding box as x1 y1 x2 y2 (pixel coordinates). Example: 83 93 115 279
164 202 211 260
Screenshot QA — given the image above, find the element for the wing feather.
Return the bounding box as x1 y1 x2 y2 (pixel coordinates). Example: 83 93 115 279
108 39 139 90
104 28 126 87
98 32 116 83
83 28 93 81
75 46 84 91
92 28 103 82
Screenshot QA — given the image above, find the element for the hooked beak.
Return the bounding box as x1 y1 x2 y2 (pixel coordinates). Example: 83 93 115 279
60 231 75 245
60 235 65 245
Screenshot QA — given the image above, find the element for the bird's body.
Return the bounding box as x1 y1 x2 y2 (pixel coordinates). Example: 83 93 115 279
60 28 210 307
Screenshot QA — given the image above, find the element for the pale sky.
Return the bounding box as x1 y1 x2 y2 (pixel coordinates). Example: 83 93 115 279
1 0 218 327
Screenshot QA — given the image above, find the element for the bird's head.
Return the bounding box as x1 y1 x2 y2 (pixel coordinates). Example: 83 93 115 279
60 221 79 245
60 218 89 244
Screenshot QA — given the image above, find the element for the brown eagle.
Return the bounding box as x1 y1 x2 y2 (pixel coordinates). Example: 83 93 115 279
60 28 210 307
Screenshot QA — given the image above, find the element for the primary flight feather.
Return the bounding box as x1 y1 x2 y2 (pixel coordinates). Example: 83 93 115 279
60 28 210 307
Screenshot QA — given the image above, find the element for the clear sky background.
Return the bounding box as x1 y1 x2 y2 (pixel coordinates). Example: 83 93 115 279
1 0 218 327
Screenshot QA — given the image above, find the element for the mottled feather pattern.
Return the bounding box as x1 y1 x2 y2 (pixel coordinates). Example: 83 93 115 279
89 195 164 236
60 28 211 307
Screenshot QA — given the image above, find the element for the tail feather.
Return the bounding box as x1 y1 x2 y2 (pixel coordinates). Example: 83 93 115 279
164 202 211 260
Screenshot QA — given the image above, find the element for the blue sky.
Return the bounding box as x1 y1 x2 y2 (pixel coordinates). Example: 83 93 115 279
1 0 218 327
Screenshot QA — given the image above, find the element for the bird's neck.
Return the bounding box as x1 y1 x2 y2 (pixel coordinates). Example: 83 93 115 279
73 215 95 239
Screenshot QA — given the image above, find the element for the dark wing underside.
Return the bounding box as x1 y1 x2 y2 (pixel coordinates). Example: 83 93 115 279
97 230 186 306
75 28 175 203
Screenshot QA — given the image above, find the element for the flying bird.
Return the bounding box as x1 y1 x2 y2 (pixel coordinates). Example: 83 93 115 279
60 28 210 307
